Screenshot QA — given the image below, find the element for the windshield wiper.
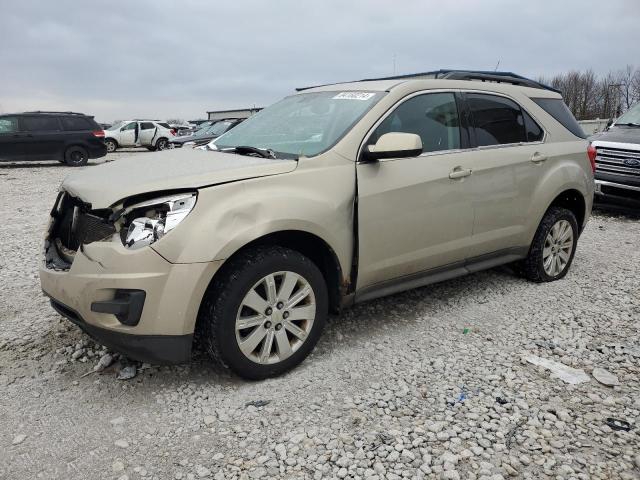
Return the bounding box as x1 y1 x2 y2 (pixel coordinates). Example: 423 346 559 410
615 122 640 127
231 146 277 159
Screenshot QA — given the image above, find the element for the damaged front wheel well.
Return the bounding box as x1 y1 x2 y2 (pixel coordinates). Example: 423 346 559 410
207 231 346 315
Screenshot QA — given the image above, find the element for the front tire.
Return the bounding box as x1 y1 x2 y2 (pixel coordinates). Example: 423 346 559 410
521 207 578 282
64 146 89 166
199 246 328 380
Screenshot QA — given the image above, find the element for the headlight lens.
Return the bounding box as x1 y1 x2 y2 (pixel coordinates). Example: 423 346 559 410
121 192 196 249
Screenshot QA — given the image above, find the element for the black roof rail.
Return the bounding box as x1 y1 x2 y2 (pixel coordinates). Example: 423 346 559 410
23 110 87 115
296 69 560 94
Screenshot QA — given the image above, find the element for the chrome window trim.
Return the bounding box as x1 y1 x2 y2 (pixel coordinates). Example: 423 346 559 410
357 88 548 163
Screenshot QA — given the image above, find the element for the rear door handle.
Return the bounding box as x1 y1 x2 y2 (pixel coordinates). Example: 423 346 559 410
449 167 472 179
530 152 547 163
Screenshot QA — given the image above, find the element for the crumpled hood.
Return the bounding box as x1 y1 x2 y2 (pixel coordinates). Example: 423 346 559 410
62 148 297 208
590 126 640 144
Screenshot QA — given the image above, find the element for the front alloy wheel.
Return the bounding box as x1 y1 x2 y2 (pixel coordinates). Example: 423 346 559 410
236 271 316 365
199 246 328 379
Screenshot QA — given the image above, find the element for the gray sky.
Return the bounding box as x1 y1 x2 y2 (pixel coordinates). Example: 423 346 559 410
1 0 639 123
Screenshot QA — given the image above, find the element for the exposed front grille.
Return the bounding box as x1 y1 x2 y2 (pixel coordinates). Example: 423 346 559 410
595 147 640 177
45 193 115 270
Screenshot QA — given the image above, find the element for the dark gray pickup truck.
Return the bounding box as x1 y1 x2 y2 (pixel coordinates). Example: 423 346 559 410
590 102 640 210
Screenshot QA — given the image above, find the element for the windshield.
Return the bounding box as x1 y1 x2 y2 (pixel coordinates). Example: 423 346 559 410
206 120 233 136
215 91 385 157
615 102 640 125
192 121 215 135
108 121 125 131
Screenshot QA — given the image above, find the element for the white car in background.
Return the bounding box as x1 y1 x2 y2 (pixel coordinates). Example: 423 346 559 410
104 120 175 152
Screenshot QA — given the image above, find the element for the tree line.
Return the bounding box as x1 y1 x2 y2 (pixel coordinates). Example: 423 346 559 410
538 65 640 121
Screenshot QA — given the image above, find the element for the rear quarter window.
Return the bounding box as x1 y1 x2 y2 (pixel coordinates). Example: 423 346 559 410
158 123 171 129
532 98 586 139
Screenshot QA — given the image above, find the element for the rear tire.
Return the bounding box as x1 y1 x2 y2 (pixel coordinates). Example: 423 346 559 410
198 246 328 380
520 207 578 282
105 139 117 153
156 138 168 151
64 146 89 166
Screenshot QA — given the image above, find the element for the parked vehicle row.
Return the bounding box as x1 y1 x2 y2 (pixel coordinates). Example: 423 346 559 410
40 71 595 379
0 111 107 165
168 118 243 148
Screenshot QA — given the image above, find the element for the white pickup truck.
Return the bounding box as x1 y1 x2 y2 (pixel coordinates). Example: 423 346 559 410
589 102 640 210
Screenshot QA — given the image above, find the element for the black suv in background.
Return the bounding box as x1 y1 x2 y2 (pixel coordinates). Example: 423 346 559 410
0 111 107 166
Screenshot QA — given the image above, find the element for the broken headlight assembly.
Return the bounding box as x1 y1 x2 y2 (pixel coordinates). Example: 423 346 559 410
118 192 197 250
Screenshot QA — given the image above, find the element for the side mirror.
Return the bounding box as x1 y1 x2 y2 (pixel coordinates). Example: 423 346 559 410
362 132 423 161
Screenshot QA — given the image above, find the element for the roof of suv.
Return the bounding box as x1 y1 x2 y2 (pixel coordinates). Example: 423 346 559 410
302 78 562 99
298 70 562 99
1 111 93 117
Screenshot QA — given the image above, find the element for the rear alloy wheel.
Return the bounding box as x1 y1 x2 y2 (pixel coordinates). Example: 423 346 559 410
64 146 89 166
199 246 328 379
156 138 168 151
105 139 117 153
520 207 578 282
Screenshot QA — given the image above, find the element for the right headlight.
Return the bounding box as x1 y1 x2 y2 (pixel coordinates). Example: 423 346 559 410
120 192 197 250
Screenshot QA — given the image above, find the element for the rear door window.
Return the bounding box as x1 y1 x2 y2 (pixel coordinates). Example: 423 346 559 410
467 94 526 146
532 98 586 138
60 116 93 131
140 122 155 130
371 92 461 154
0 117 19 133
22 116 61 132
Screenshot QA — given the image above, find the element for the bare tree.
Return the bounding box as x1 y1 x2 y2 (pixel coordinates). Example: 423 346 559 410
539 66 639 120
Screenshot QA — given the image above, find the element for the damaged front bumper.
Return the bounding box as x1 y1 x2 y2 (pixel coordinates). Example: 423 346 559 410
40 231 222 365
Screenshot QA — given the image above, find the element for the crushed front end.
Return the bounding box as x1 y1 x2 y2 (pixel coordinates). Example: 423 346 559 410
40 190 220 364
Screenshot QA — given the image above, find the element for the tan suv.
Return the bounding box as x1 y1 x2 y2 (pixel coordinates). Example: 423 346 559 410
40 71 594 379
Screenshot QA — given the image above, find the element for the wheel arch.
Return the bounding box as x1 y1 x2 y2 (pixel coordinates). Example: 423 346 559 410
202 230 345 315
547 188 587 232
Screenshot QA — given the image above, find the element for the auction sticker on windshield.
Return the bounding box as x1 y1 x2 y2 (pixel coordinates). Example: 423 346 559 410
332 92 376 100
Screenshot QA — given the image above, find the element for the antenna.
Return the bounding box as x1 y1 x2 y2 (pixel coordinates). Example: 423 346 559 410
494 59 500 71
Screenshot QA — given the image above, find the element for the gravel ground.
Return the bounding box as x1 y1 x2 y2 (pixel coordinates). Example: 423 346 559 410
1 151 639 480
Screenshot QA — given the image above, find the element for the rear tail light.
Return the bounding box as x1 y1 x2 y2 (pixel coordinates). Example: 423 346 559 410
587 143 597 174
92 130 105 138
170 129 176 136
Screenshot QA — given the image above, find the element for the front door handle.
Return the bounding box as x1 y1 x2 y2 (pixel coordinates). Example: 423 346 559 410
449 167 472 179
530 152 548 163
